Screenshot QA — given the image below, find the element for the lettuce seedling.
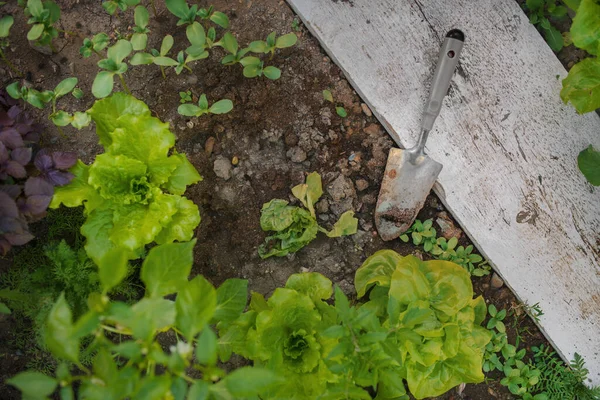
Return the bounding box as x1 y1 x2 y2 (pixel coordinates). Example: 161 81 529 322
166 0 229 28
0 15 20 76
178 94 233 117
79 33 109 58
130 34 175 78
240 56 281 80
130 5 150 51
355 251 492 399
101 0 139 15
24 0 60 51
50 93 202 266
220 32 252 66
258 172 358 258
179 90 192 103
196 5 229 29
323 89 347 118
93 39 132 98
248 31 297 58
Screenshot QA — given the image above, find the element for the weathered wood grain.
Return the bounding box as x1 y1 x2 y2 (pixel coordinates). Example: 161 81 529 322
287 0 600 384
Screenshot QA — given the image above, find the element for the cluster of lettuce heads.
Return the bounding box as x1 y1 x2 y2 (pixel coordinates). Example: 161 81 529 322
220 250 491 399
50 93 202 266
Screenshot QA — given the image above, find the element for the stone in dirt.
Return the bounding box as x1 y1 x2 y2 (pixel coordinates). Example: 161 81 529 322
286 146 307 163
436 211 463 240
355 178 369 191
361 103 372 117
327 174 357 216
213 156 232 180
490 273 505 289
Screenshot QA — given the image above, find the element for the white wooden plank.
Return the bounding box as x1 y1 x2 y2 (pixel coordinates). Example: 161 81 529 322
287 0 600 384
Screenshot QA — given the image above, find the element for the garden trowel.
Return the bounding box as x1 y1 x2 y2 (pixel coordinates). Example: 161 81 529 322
375 29 464 241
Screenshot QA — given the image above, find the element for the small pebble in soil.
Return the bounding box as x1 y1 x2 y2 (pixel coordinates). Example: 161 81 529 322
436 211 463 239
316 198 329 214
361 103 372 117
186 121 194 129
355 179 369 191
205 137 216 155
231 156 239 166
286 146 307 163
490 273 505 289
364 123 382 136
213 156 232 180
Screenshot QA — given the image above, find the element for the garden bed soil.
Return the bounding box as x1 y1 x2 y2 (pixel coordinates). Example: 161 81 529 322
0 0 552 398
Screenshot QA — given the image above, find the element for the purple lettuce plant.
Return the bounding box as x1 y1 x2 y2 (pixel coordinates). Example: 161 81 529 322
0 89 76 255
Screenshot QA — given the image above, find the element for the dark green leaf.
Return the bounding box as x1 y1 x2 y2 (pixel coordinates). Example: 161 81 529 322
7 371 57 399
210 11 229 29
578 145 600 186
544 25 564 52
209 99 233 114
263 66 281 80
196 327 217 365
141 240 196 298
27 23 45 41
224 367 282 397
176 275 216 340
45 293 79 362
214 279 248 323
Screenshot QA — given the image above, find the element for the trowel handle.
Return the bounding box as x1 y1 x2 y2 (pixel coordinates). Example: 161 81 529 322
421 29 464 133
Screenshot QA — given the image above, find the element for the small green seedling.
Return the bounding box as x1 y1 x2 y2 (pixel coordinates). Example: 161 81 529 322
165 0 228 27
0 15 21 76
196 5 229 29
93 39 132 98
221 32 250 65
178 94 233 117
102 0 140 15
525 0 567 52
501 358 541 397
322 89 347 118
248 31 297 58
80 33 109 58
487 304 507 333
6 79 90 129
240 57 281 80
291 17 301 32
179 90 192 103
400 218 438 251
130 6 150 51
184 22 210 59
25 0 60 50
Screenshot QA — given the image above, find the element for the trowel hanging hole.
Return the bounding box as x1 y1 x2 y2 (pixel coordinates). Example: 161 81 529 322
448 50 455 58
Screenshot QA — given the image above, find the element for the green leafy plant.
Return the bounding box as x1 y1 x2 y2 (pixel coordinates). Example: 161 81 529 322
24 0 60 51
354 250 492 399
240 56 281 79
49 93 202 269
524 0 567 52
0 14 21 76
79 33 109 58
7 239 283 399
93 39 132 98
101 0 139 15
130 5 150 51
130 34 176 78
179 90 192 103
577 145 600 186
248 31 298 59
165 0 229 28
6 79 90 129
531 345 600 399
220 32 250 65
177 93 233 117
323 89 348 118
258 172 358 258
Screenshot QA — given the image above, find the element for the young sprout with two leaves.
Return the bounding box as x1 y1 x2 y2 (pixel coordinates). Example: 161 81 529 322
220 32 250 66
248 31 297 59
6 79 90 129
79 33 109 58
323 89 347 118
130 35 174 79
178 94 232 117
165 0 229 28
24 0 60 51
101 0 139 16
240 57 281 80
130 5 149 51
93 39 132 98
0 15 20 76
258 172 358 258
179 90 192 103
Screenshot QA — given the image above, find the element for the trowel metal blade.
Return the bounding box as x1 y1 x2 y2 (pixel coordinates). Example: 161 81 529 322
375 148 443 241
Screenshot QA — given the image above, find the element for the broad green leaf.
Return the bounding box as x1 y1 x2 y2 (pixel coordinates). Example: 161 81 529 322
186 22 206 47
5 82 21 99
135 376 172 400
72 87 84 99
141 240 196 297
45 293 79 362
0 15 14 38
27 23 45 41
130 52 154 65
71 111 91 129
544 25 564 52
354 249 402 298
222 32 238 54
92 32 109 51
209 99 233 114
71 310 101 339
259 199 295 231
224 367 282 397
389 255 430 305
196 327 218 365
199 94 208 110
571 0 600 55
578 145 600 186
248 40 268 53
214 278 248 323
92 71 115 99
266 32 276 47
326 210 358 238
165 0 189 19
178 103 202 116
275 33 297 48
285 272 333 301
50 160 101 209
187 381 209 400
98 247 129 291
7 371 57 399
162 153 202 195
322 89 334 103
131 33 148 51
526 0 544 11
103 0 118 15
27 0 44 18
134 5 149 28
129 297 176 340
421 259 472 316
107 40 132 64
249 291 269 312
560 57 600 113
0 302 10 314
292 171 323 213
54 77 78 97
51 110 74 127
263 66 281 80
176 275 217 340
210 11 229 29
161 35 174 55
185 51 209 62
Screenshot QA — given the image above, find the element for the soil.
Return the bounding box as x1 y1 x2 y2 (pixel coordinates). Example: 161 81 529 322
0 0 559 399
